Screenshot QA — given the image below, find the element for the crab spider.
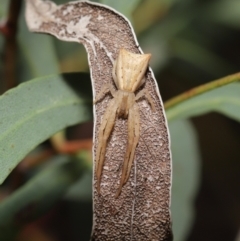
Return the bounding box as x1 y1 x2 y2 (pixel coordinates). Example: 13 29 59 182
95 48 155 197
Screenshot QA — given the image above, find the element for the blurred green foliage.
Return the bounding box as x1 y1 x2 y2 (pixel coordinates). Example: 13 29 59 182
0 73 92 183
0 0 240 241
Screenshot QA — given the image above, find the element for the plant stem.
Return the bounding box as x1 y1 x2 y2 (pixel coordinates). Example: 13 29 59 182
164 72 240 110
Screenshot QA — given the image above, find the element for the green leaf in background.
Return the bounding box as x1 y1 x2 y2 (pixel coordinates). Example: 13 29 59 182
18 10 59 82
0 0 8 18
133 0 180 34
65 167 92 201
99 0 140 20
166 83 240 122
0 72 92 184
172 38 234 76
138 7 195 72
206 0 240 29
170 120 201 241
0 152 91 240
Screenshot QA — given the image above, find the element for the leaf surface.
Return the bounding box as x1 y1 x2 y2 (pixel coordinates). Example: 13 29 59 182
206 0 240 29
167 83 240 122
0 73 92 184
18 10 59 82
0 152 90 239
100 0 140 20
170 120 200 241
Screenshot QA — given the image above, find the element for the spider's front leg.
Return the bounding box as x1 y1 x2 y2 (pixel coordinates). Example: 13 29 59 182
94 83 116 104
116 103 140 197
95 99 118 193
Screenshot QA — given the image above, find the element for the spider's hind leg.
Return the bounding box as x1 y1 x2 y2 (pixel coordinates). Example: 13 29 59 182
116 104 140 197
95 100 118 193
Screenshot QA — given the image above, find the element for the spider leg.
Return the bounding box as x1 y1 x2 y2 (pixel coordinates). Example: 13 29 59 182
112 60 117 83
135 89 156 112
94 83 116 104
116 104 140 197
96 99 118 193
124 104 140 183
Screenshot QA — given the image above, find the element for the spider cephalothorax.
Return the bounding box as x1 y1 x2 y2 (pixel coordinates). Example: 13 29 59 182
95 48 155 197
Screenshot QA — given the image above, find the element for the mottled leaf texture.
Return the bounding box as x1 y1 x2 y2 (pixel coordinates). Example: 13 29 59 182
25 1 172 240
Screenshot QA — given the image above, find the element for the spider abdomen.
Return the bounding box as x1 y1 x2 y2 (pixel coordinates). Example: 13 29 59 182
113 49 151 92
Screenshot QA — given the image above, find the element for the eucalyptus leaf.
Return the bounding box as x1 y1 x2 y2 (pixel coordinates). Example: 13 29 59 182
170 120 200 241
0 0 8 18
0 73 92 184
0 152 90 239
206 0 240 29
99 0 140 20
172 38 234 76
18 10 59 82
65 170 92 201
166 83 240 122
24 1 173 239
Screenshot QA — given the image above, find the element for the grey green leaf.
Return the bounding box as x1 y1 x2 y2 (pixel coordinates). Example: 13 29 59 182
166 83 240 122
169 120 201 241
0 73 92 184
206 0 240 29
18 10 59 82
0 152 90 240
99 0 140 20
0 0 8 18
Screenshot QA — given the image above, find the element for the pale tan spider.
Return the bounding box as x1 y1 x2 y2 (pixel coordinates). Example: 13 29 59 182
95 48 155 197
